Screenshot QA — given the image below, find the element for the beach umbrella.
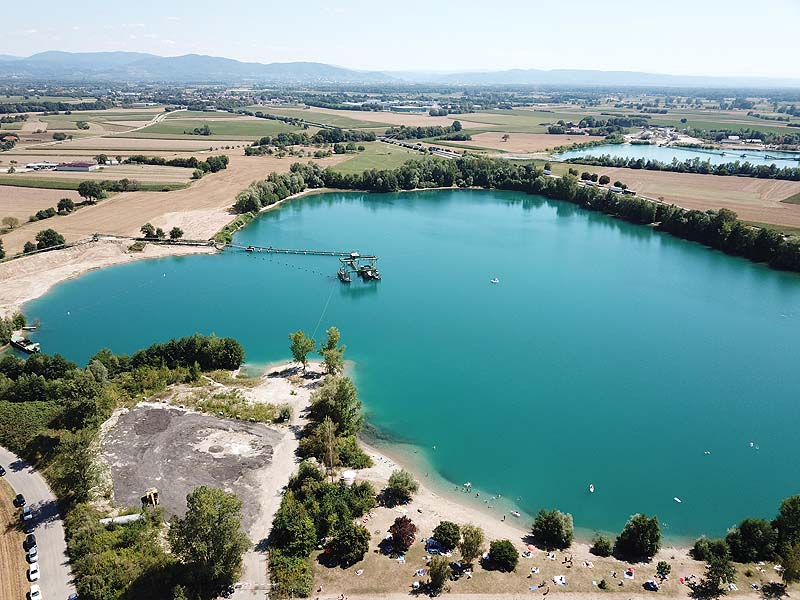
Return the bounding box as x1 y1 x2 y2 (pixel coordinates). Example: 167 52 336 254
527 544 535 551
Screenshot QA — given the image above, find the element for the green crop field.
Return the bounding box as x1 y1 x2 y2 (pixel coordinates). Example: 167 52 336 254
245 106 390 129
0 95 97 104
0 177 188 191
122 118 301 140
0 122 23 130
782 192 800 205
330 142 426 174
456 110 583 133
166 110 244 119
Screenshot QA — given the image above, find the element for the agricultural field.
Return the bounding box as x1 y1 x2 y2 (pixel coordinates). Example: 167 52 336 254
331 142 424 174
0 152 351 255
0 186 82 223
0 95 97 103
442 131 605 153
244 105 392 129
122 116 302 140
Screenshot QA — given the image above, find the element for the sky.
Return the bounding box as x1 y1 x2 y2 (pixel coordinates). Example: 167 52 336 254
3 0 800 78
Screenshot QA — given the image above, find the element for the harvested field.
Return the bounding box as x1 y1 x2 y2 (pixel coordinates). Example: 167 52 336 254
307 106 473 128
0 186 81 223
0 479 27 600
0 164 194 183
123 117 301 140
25 137 250 152
0 153 349 254
591 168 800 227
102 404 281 526
445 132 605 153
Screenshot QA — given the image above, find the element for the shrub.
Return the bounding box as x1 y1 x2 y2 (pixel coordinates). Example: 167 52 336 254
389 516 417 552
598 578 608 589
614 514 661 559
458 524 485 566
591 534 613 557
270 549 312 599
384 469 418 506
432 521 461 551
488 539 518 572
531 508 574 550
657 560 671 578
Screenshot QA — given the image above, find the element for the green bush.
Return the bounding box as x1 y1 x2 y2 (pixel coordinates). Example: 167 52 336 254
432 521 461 551
269 549 312 599
591 534 613 557
384 469 419 505
531 508 574 550
488 539 518 572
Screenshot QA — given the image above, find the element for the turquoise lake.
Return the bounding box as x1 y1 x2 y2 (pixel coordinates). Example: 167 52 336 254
23 189 800 540
555 143 800 167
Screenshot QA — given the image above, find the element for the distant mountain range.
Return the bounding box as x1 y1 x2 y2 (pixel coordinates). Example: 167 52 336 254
0 51 798 88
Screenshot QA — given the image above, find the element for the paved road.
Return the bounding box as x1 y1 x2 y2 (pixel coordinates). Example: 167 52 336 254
0 446 76 600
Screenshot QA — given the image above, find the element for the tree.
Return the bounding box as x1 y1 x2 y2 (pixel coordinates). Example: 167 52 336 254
52 132 67 141
52 429 101 504
168 486 250 588
428 555 451 595
531 508 574 550
155 227 165 239
458 524 484 566
330 521 370 566
692 537 730 562
599 175 611 185
781 542 800 585
614 514 661 559
321 416 339 479
94 154 108 164
23 241 36 253
35 228 65 249
384 469 418 505
389 515 417 552
489 539 518 572
169 227 184 240
452 120 462 132
308 376 362 436
774 495 800 554
2 216 20 230
591 534 613 557
289 330 316 372
318 326 346 376
77 180 105 203
140 223 156 238
432 521 461 551
657 561 672 579
502 134 510 142
271 492 317 557
695 554 736 598
0 238 4 260
57 197 75 214
725 518 776 563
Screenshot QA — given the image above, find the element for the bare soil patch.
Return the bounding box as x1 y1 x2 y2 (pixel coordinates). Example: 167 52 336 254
0 186 81 222
0 164 194 183
447 132 605 153
310 107 473 128
0 479 27 600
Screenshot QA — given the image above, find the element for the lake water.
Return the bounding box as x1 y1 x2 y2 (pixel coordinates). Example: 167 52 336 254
24 190 800 540
555 143 800 167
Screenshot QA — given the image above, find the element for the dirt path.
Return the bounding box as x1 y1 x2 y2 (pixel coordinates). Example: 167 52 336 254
0 478 27 600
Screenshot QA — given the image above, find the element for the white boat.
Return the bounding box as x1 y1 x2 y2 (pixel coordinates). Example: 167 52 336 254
589 484 595 493
674 497 682 503
463 482 472 488
490 278 500 284
511 511 521 518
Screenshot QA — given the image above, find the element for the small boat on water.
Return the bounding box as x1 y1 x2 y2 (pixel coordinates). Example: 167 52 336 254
490 278 500 284
21 326 37 331
674 497 682 503
10 333 40 354
589 484 595 493
245 245 255 253
511 511 521 518
337 268 351 283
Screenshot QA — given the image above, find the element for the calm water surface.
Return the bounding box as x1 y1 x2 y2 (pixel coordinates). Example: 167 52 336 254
25 190 800 539
555 143 800 167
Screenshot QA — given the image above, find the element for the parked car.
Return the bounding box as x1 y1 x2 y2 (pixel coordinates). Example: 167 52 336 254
23 520 35 534
29 584 41 599
27 546 38 563
24 533 37 550
21 506 33 521
14 493 26 507
0 464 6 476
68 594 79 600
28 561 40 581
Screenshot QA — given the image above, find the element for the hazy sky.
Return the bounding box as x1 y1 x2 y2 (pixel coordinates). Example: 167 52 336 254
3 0 799 77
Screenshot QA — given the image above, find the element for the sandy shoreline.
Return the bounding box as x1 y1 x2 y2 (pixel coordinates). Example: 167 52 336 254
0 238 216 319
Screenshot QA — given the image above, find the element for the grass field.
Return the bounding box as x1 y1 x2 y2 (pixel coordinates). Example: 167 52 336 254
0 478 26 600
0 95 96 103
331 142 424 174
449 111 568 134
165 110 243 120
122 118 301 140
782 192 800 205
245 106 391 129
0 122 23 130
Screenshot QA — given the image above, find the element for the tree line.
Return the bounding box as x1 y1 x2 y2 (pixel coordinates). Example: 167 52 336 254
125 154 229 173
228 157 800 272
384 121 463 140
564 153 800 181
688 126 800 147
0 100 111 114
